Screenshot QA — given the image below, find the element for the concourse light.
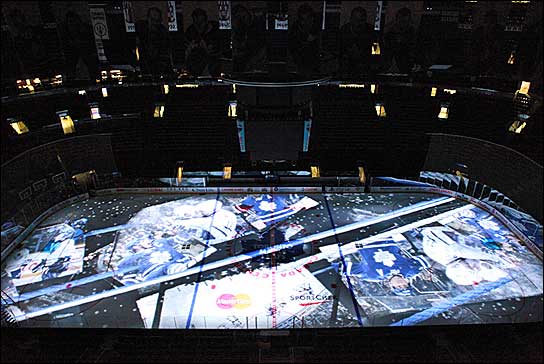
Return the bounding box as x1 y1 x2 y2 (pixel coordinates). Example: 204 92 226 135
57 110 75 134
443 88 456 95
371 42 381 55
78 90 86 95
339 84 365 88
135 46 140 61
8 118 29 135
232 84 237 94
310 165 320 178
508 51 515 65
508 120 527 134
370 84 377 94
154 103 165 118
223 164 232 179
102 87 108 97
176 161 184 184
358 166 366 185
438 103 450 120
375 102 386 118
431 87 437 97
89 103 101 119
163 84 169 94
518 81 530 95
228 101 237 118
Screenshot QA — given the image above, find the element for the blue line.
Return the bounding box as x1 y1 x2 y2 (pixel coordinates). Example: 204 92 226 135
184 191 221 329
322 193 364 327
389 277 512 326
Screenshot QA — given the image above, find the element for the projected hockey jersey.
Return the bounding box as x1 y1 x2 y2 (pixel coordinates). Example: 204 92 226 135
345 241 430 282
235 194 318 231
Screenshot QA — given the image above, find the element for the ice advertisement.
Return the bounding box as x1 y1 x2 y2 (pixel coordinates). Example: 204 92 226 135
1 192 542 328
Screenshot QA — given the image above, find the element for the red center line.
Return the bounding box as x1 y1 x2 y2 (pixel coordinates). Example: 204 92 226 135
270 229 277 329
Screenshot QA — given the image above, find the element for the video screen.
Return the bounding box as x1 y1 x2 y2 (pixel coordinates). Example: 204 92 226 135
1 192 542 328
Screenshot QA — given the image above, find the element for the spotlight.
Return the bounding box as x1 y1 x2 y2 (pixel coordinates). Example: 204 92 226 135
223 164 232 179
57 110 75 134
8 118 29 135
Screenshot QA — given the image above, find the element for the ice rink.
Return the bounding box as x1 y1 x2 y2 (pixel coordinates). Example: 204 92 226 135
2 192 542 328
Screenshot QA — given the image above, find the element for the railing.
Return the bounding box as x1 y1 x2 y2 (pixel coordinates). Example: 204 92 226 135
423 133 543 223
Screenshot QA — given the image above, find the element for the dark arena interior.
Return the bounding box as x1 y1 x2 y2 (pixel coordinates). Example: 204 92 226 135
1 1 543 363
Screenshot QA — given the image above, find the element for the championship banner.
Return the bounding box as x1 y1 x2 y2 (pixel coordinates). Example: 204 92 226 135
374 1 383 31
89 7 109 62
167 1 177 31
90 7 110 40
218 1 231 30
122 1 136 32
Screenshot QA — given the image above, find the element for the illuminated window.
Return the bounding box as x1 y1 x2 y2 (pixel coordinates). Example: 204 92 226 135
371 42 381 55
228 101 237 118
154 104 165 118
9 119 29 135
518 81 530 95
57 110 75 134
431 87 437 97
102 87 108 97
223 165 232 179
438 103 450 119
375 103 386 118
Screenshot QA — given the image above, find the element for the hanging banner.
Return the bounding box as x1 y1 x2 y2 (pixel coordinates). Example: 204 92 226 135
167 0 177 31
90 7 109 40
218 1 231 30
89 7 108 62
303 119 312 152
122 1 136 32
374 1 383 31
236 120 246 153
